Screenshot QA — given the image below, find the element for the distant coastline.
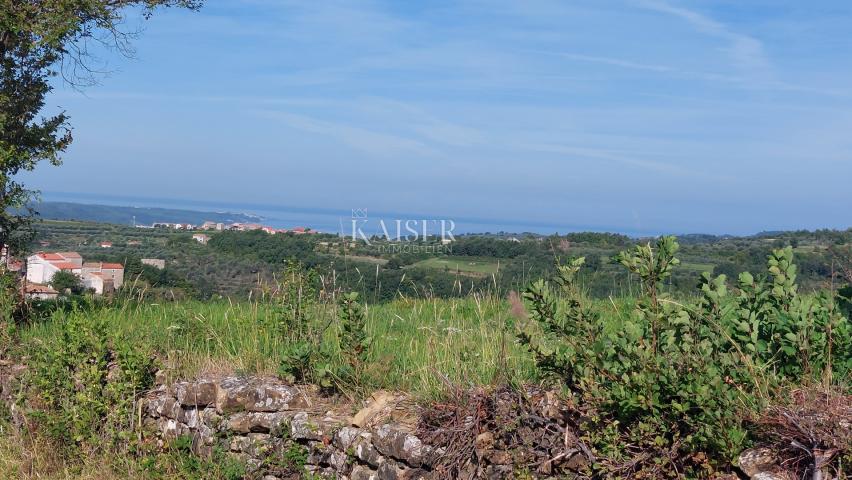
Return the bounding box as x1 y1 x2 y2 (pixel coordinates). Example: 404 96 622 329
28 201 263 227
37 191 665 237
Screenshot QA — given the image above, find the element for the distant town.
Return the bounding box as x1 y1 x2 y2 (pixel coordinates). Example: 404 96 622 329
140 220 317 235
0 218 320 300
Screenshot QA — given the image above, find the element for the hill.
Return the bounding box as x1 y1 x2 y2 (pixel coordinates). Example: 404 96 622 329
28 201 262 226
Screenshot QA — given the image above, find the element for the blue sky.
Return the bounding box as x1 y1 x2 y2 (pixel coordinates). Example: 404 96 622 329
24 0 852 235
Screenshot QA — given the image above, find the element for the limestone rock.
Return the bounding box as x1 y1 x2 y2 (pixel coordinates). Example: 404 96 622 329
227 411 290 434
352 390 395 427
376 459 428 480
351 464 380 480
215 377 307 413
176 380 218 407
739 447 780 477
290 411 344 441
373 423 431 468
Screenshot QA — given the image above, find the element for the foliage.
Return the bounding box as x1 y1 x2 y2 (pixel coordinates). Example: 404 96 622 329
25 307 155 456
274 261 330 386
519 237 851 477
0 0 201 255
49 270 85 295
0 272 19 355
136 435 245 480
337 292 371 386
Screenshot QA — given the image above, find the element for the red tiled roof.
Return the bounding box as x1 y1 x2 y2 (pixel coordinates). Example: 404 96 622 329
57 252 81 258
38 253 65 261
52 262 81 270
26 284 58 294
100 263 124 269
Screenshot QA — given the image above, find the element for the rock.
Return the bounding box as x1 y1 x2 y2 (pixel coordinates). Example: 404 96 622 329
335 426 367 450
475 431 494 451
739 447 780 477
215 377 307 413
373 423 431 468
376 459 428 480
752 473 796 480
146 394 182 420
177 407 201 428
227 411 290 434
351 464 380 480
229 433 271 456
355 440 386 468
353 390 396 427
290 411 344 441
176 380 218 407
564 451 590 472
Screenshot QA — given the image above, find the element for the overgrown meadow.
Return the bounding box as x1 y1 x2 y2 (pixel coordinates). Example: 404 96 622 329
2 240 850 479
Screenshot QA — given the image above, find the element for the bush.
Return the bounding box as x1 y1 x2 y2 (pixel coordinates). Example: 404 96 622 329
518 237 851 478
50 270 85 295
25 308 155 456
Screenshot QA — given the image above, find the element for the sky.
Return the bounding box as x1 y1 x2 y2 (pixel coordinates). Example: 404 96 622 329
22 0 852 235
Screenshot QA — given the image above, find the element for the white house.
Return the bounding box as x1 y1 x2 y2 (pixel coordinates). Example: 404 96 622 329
82 262 125 294
26 252 83 285
192 233 210 244
27 252 124 295
141 258 166 269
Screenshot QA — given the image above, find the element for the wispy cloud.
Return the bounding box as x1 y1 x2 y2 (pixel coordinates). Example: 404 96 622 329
515 142 731 181
634 0 770 73
557 53 676 73
253 110 438 158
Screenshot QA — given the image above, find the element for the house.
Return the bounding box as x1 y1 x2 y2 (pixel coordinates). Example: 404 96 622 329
141 258 166 269
291 227 307 234
26 252 83 285
230 223 262 231
25 284 58 300
27 252 124 295
127 240 142 246
82 262 125 294
200 221 225 231
262 226 277 235
100 241 113 248
192 233 210 245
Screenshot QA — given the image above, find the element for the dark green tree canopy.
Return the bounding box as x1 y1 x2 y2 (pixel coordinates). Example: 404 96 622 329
0 0 201 253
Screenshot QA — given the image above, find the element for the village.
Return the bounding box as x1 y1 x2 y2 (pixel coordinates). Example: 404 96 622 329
0 219 319 300
143 220 315 235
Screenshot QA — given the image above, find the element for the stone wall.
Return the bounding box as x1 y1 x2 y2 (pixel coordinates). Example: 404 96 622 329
142 376 440 479
3 364 821 480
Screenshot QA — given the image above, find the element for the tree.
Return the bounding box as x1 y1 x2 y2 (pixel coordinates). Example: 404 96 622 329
0 0 202 256
50 270 83 295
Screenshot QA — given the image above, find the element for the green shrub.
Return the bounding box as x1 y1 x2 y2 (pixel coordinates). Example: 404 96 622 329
519 237 850 477
337 291 371 384
25 308 155 456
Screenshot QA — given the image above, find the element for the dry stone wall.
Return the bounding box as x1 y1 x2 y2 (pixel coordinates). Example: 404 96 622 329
142 376 440 479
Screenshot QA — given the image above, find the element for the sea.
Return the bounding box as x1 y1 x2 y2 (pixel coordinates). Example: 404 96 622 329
40 191 658 238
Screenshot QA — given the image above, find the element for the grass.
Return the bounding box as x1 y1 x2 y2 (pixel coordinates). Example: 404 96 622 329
679 261 716 272
413 256 502 276
18 294 558 398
